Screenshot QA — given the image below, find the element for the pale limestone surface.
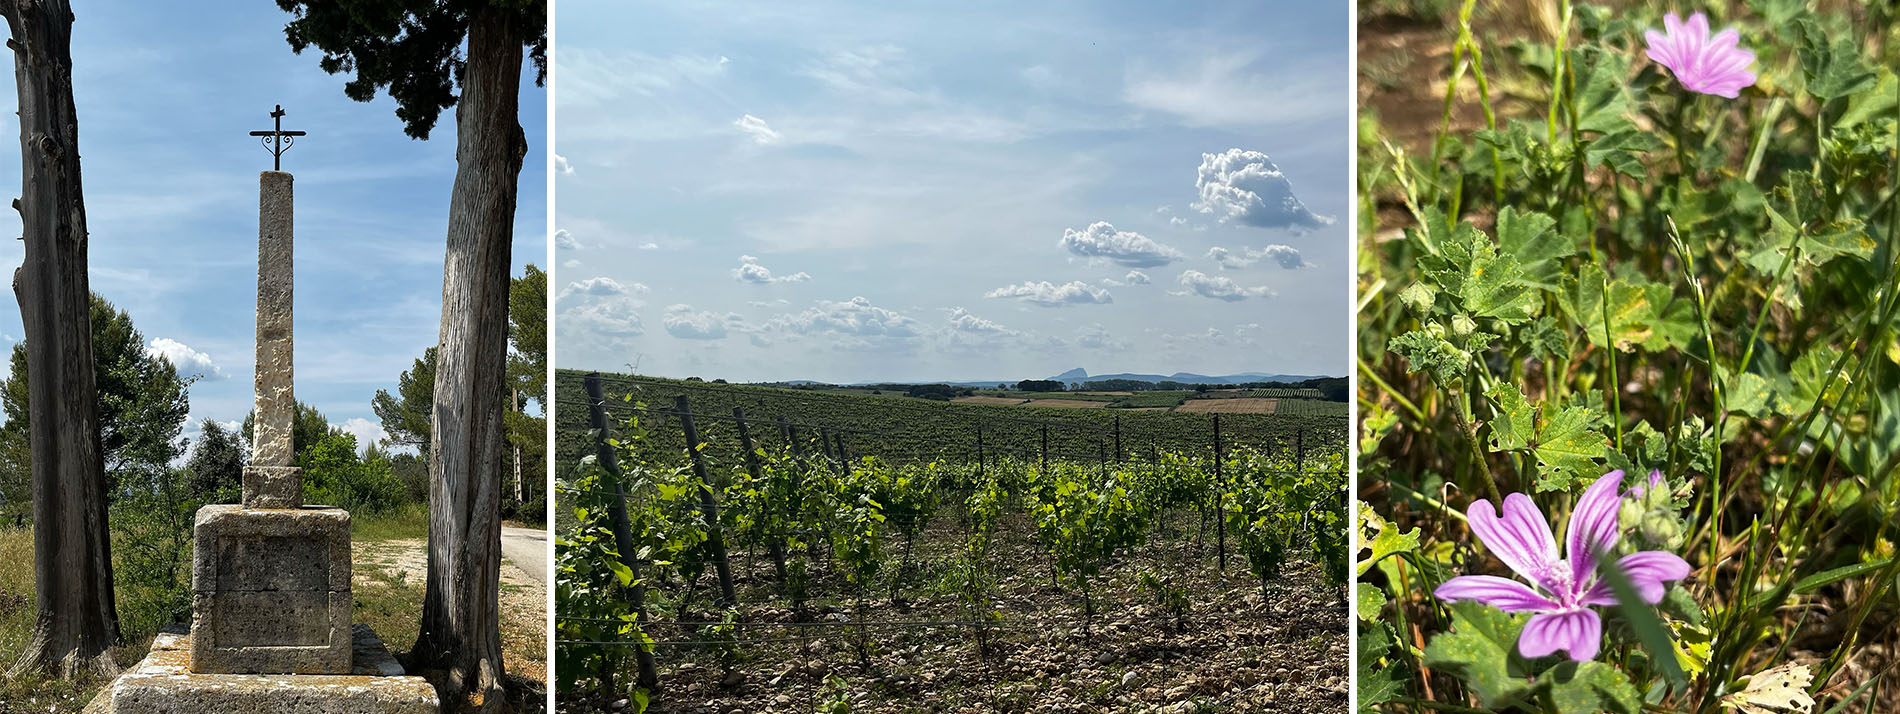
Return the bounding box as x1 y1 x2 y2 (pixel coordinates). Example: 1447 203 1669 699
251 170 296 476
190 504 351 674
89 625 438 714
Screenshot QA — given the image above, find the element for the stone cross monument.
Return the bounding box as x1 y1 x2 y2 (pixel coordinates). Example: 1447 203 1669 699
188 106 352 675
85 104 435 714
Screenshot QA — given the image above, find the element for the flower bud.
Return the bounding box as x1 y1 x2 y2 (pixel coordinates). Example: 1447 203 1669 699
1452 314 1478 338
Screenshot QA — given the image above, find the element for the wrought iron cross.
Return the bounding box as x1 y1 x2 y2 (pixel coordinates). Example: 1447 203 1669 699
248 104 307 171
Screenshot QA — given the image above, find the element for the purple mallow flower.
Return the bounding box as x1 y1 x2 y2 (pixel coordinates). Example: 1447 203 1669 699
1435 471 1691 662
1644 12 1756 98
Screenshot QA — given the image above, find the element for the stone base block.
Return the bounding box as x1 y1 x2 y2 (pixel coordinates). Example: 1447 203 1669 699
190 504 351 674
242 464 303 508
88 624 438 714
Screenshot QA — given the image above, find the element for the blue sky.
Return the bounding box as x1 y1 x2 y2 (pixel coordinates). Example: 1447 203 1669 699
0 2 547 453
554 0 1350 383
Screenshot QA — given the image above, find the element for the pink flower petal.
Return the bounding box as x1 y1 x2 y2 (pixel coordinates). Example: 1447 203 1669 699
1566 471 1624 586
1582 550 1693 606
1468 493 1561 588
1436 575 1561 613
1519 609 1603 662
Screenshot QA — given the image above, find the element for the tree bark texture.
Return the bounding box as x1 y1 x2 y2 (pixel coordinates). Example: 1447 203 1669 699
1 0 120 681
411 6 525 713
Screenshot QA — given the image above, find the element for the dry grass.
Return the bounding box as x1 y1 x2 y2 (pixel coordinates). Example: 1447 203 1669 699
1174 398 1279 414
950 396 1028 406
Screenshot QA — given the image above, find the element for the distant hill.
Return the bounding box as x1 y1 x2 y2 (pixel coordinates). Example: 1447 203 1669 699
759 369 1339 389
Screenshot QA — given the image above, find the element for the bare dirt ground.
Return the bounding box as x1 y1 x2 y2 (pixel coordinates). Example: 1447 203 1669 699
355 534 550 690
1174 398 1279 414
557 510 1348 714
1022 399 1110 409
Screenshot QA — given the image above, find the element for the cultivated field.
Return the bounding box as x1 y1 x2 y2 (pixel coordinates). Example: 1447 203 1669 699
554 371 1350 713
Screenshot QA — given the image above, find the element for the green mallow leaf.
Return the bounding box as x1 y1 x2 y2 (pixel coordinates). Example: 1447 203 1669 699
1725 372 1780 417
1539 660 1644 714
1485 383 1610 492
1559 262 1655 352
1423 602 1534 709
1782 345 1851 415
1568 46 1637 136
1418 222 1539 324
1357 623 1407 714
1356 501 1421 578
1796 17 1878 100
1838 67 1898 128
1389 329 1470 385
1355 582 1389 621
1495 206 1568 289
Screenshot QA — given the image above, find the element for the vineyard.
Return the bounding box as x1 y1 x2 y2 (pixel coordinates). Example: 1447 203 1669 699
553 371 1351 713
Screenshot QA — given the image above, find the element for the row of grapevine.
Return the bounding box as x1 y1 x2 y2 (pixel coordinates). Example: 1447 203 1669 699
555 373 1347 705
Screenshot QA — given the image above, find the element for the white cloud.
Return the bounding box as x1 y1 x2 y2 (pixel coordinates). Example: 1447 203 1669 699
1057 221 1183 268
1193 149 1333 231
1124 50 1339 128
767 296 922 341
1175 270 1274 301
734 114 782 145
554 228 580 250
335 418 388 453
1124 270 1152 285
985 280 1113 307
946 307 1009 334
146 337 226 380
663 305 742 340
563 298 645 341
731 255 811 284
1208 244 1306 270
558 277 645 299
554 154 574 175
1255 244 1306 269
639 242 660 251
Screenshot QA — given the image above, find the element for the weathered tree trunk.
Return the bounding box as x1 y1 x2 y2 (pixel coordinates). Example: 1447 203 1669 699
1 0 120 681
409 6 524 713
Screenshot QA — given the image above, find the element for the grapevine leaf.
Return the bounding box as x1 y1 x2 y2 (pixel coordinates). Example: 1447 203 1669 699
1422 602 1534 710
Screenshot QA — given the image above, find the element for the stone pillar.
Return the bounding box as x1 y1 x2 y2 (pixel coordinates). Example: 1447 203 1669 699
191 170 350 676
244 170 300 508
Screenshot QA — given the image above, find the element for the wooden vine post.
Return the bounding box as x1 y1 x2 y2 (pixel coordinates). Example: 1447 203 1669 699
733 407 788 584
674 395 737 605
1214 414 1226 572
581 373 658 690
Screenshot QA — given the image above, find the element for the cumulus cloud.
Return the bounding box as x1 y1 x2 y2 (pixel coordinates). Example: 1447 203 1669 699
554 154 574 175
639 242 660 251
734 114 782 144
732 255 811 284
554 229 580 250
1057 221 1183 268
1175 269 1274 301
768 296 922 340
946 307 1009 334
335 418 389 453
663 305 743 340
985 280 1113 307
146 338 225 379
1192 149 1333 231
1124 270 1152 285
559 277 645 299
1208 244 1306 270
